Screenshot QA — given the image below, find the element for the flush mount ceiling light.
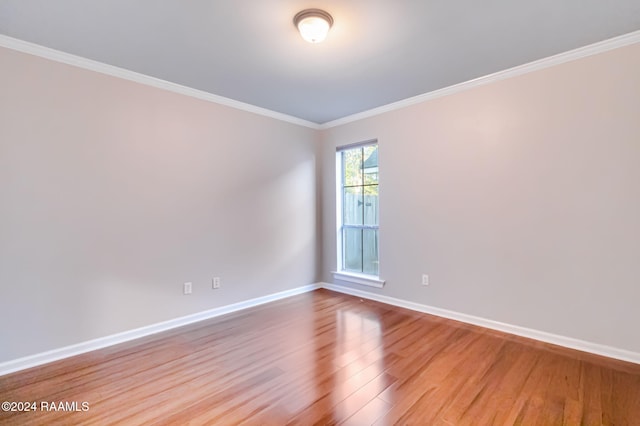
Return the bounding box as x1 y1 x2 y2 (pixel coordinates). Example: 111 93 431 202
294 9 333 43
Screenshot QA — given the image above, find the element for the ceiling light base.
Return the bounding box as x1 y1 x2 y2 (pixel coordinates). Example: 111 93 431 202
294 9 333 43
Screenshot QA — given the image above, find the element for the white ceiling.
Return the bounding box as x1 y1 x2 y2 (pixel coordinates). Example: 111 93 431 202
1 1 640 124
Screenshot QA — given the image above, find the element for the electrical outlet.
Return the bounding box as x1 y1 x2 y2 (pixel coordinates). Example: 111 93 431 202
212 277 221 289
422 274 429 286
183 282 193 295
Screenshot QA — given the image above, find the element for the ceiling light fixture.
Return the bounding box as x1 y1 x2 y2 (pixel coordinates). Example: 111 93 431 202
294 9 333 43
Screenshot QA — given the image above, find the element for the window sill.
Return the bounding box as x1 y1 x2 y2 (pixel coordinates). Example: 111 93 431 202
331 271 385 289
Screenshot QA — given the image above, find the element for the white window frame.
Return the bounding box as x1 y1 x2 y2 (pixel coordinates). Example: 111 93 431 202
332 140 385 288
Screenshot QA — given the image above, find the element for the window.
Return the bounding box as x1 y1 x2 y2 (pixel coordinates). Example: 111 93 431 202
334 141 383 287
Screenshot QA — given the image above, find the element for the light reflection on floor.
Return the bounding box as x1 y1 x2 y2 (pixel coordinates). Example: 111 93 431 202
330 307 387 421
269 298 392 422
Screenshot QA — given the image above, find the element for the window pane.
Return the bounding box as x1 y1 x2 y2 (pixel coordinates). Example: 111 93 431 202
338 143 379 277
343 148 363 187
362 228 379 276
363 146 378 185
343 186 363 226
343 228 362 272
363 185 378 226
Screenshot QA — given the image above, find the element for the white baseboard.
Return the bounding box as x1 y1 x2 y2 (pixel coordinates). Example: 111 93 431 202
3 281 637 376
320 282 640 365
0 283 321 377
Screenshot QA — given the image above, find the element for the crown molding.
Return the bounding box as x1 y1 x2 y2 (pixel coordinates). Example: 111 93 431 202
2 29 639 132
319 29 640 129
0 34 321 130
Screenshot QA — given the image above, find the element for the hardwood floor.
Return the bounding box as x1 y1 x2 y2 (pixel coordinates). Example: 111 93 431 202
1 289 639 425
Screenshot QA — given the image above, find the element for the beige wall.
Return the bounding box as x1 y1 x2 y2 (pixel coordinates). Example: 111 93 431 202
0 47 319 362
2 40 639 364
320 43 640 353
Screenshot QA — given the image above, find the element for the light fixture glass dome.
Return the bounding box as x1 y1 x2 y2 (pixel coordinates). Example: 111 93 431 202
294 9 333 43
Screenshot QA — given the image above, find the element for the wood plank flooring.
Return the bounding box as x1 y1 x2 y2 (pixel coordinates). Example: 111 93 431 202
1 289 639 425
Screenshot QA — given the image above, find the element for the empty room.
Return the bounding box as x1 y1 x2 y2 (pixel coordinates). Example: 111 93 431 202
1 1 640 424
